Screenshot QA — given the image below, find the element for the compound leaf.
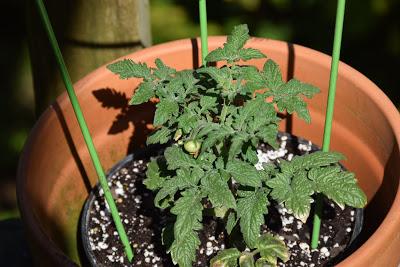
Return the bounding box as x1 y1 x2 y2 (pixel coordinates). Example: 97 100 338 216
201 125 234 152
210 248 240 267
233 97 265 130
229 133 249 159
226 212 238 235
284 172 314 222
170 189 203 267
226 159 263 188
256 233 289 265
238 48 266 61
201 171 236 209
309 166 367 208
262 59 284 91
176 167 203 189
129 81 155 105
154 58 176 80
239 253 255 267
256 124 278 149
206 48 228 63
154 177 180 208
200 95 218 113
286 151 345 172
266 172 291 203
147 127 171 145
225 24 250 53
170 232 200 267
197 67 231 89
107 59 152 80
143 159 165 190
241 66 265 93
271 79 320 123
282 79 320 99
177 113 199 134
154 99 179 126
237 189 269 248
164 146 197 170
206 24 261 63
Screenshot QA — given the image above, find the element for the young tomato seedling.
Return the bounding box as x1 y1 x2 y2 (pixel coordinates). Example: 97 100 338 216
107 24 367 267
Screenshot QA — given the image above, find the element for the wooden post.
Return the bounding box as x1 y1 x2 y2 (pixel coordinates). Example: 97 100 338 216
27 0 151 116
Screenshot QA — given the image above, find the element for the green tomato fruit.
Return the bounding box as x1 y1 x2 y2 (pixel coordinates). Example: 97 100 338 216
184 140 201 154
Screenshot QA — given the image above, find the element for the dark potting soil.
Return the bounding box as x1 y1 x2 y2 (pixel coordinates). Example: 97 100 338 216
83 134 359 267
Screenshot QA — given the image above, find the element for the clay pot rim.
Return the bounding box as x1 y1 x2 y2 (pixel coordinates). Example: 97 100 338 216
17 37 400 266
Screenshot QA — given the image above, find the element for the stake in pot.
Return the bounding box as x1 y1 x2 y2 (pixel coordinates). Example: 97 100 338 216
34 0 134 261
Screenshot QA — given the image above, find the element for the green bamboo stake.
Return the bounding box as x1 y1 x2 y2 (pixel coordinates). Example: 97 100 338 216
35 0 134 261
199 0 208 65
311 0 346 249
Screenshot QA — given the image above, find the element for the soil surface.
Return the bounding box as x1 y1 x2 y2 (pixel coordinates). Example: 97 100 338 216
83 134 359 267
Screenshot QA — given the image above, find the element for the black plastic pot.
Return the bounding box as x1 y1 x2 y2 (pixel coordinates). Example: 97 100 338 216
80 144 163 266
80 134 363 267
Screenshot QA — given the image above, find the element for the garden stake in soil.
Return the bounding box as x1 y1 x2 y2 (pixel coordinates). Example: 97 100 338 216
199 0 208 65
34 0 134 262
311 0 347 250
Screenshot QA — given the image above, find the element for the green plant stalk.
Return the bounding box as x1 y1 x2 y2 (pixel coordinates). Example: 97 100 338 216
35 0 134 261
311 0 346 249
199 0 208 65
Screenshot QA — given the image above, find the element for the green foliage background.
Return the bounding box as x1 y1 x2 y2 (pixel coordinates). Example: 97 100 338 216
0 0 399 221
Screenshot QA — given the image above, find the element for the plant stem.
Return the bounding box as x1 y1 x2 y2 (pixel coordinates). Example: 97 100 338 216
199 0 208 66
249 249 260 257
311 0 346 250
35 0 134 261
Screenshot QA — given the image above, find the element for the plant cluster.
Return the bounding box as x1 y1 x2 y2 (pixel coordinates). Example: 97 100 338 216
107 24 367 267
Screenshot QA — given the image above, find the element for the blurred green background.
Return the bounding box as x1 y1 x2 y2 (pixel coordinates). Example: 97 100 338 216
0 0 399 224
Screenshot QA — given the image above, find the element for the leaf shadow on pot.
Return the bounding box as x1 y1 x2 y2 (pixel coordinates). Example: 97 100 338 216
92 88 155 154
358 143 400 246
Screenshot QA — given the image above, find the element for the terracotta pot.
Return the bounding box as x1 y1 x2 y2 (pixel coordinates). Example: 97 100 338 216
17 37 400 266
